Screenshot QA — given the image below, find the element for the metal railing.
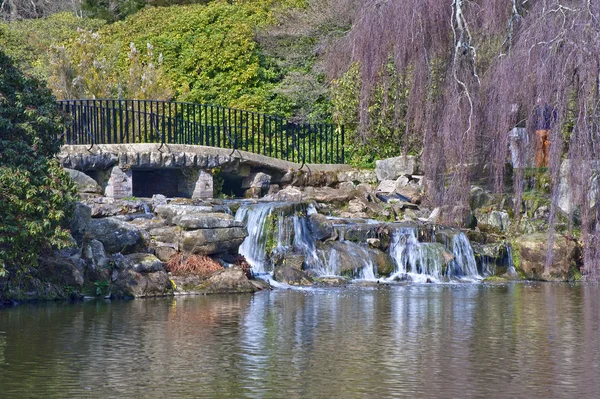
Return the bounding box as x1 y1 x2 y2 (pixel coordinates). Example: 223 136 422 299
57 99 345 164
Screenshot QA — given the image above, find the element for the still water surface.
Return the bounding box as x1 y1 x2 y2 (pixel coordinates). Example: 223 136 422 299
1 283 600 398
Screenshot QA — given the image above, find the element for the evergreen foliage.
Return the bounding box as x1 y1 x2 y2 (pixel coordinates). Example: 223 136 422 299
0 50 77 277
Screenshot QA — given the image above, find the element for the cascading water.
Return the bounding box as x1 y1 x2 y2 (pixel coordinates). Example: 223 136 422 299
388 227 482 282
236 202 483 283
235 202 376 280
506 245 518 276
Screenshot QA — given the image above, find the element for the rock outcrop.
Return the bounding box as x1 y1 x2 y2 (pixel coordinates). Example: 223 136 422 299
514 233 580 281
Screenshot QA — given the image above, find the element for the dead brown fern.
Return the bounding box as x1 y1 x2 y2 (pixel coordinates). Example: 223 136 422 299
166 253 223 278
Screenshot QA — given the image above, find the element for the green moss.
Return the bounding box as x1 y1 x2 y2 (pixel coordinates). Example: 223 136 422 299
509 241 528 279
263 213 279 256
568 267 583 281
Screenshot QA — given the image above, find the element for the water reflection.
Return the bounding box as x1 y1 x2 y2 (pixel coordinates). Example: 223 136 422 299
1 284 600 398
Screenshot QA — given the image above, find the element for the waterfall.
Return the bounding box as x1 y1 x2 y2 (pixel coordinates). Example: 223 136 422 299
235 203 278 274
506 245 518 276
388 227 481 282
449 233 481 279
236 202 482 283
235 202 376 280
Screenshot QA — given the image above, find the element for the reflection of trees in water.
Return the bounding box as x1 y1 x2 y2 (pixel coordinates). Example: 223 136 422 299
2 288 600 397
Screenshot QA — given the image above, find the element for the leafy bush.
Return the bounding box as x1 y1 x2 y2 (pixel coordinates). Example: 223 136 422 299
0 12 105 79
48 30 173 100
332 63 414 168
0 49 77 277
52 2 293 113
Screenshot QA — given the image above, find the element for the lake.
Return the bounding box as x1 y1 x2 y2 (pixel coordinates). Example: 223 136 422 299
1 283 599 398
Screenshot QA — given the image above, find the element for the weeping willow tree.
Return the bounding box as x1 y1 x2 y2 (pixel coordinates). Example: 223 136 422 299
330 0 600 278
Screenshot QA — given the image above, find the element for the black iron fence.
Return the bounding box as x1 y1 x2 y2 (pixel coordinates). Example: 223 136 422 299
57 99 345 164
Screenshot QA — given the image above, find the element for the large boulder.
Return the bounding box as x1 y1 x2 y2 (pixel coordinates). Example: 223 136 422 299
309 213 334 241
172 213 243 230
37 252 84 288
241 172 271 189
470 186 491 210
476 210 510 233
304 186 352 203
266 186 303 202
88 217 144 254
273 266 313 285
112 269 172 298
375 155 421 181
514 233 580 280
199 267 261 294
121 253 165 273
82 239 109 269
69 202 91 244
319 241 372 276
180 227 248 255
155 204 230 224
65 168 102 194
369 249 397 277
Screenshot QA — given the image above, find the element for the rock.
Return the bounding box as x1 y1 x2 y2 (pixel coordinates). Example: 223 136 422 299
369 249 396 277
375 155 421 181
470 186 491 210
268 184 280 195
476 210 510 233
242 172 271 189
244 187 262 198
121 253 165 273
377 180 397 194
428 207 441 223
113 269 172 298
154 204 229 224
152 194 168 206
338 181 356 192
200 267 261 294
149 226 181 245
514 233 580 280
82 239 109 269
348 199 367 213
128 217 166 230
395 185 421 204
65 168 102 193
69 202 91 244
367 238 381 248
86 199 149 217
88 217 144 254
180 227 248 255
338 170 378 184
37 252 84 288
267 186 303 201
284 254 305 270
273 266 313 285
154 246 178 262
310 187 352 203
319 241 374 276
309 213 334 241
395 175 411 187
172 213 242 230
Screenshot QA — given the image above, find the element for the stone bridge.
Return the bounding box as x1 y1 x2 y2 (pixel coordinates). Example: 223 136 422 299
59 144 352 199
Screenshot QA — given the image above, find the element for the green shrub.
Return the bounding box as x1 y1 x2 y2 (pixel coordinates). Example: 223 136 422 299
0 12 106 80
332 63 415 168
0 50 77 277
